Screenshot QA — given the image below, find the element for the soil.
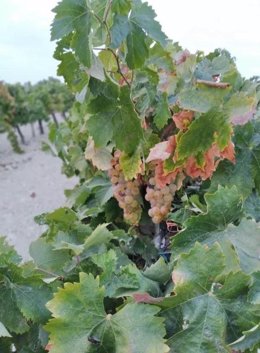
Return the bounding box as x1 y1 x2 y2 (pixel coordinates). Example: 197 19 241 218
0 122 77 260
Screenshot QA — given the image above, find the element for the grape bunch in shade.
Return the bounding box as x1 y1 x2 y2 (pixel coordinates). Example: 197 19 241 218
108 151 142 225
145 177 176 224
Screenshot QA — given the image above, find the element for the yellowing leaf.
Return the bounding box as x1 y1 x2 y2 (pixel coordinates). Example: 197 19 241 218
85 137 112 171
119 149 143 180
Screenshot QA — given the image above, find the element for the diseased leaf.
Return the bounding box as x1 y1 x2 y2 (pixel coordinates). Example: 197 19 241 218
119 149 142 180
177 111 232 160
146 141 171 163
225 92 257 125
85 138 112 171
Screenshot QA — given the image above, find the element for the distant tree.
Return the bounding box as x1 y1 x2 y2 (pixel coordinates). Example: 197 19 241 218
0 82 23 153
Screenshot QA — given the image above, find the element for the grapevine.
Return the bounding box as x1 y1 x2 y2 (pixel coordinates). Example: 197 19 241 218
1 0 260 352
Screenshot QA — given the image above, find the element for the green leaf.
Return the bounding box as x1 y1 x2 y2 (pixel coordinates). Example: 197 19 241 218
30 238 71 276
0 237 21 266
178 86 229 113
91 303 169 353
46 273 169 353
248 272 260 304
51 0 93 67
110 0 167 50
162 243 257 353
110 15 131 48
154 93 171 129
84 224 114 253
98 50 117 71
45 273 106 353
45 207 78 226
87 113 114 148
12 278 53 323
112 0 131 15
222 219 260 274
126 24 148 69
0 283 29 334
57 52 89 92
143 257 173 284
87 84 143 154
177 111 232 160
171 186 243 255
244 192 260 222
130 1 167 47
230 324 260 353
171 187 260 274
92 249 160 298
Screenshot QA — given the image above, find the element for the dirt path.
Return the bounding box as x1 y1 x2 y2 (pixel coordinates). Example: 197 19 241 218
0 123 77 260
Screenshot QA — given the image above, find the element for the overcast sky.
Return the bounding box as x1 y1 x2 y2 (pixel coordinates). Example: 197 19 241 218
0 0 259 83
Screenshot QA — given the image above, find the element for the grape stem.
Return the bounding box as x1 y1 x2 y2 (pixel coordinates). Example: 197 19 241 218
196 79 230 89
103 0 113 22
107 48 131 88
153 223 161 249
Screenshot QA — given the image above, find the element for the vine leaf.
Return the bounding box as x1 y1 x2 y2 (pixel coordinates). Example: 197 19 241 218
177 111 232 160
119 149 142 180
51 0 93 67
87 85 143 154
146 141 171 163
154 93 171 129
85 137 112 171
229 324 260 353
171 186 243 254
225 92 257 125
210 119 260 196
178 86 229 113
126 23 149 69
110 1 167 50
45 273 169 353
0 266 52 334
92 249 160 298
171 186 260 274
248 272 260 305
0 237 21 266
161 243 257 353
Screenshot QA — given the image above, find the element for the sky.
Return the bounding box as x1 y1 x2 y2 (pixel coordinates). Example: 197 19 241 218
0 0 259 84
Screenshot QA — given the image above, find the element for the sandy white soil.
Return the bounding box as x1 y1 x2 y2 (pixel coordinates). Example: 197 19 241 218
0 122 77 260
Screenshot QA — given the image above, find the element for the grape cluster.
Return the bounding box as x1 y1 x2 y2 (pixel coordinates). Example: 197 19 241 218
108 152 142 225
145 177 176 224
